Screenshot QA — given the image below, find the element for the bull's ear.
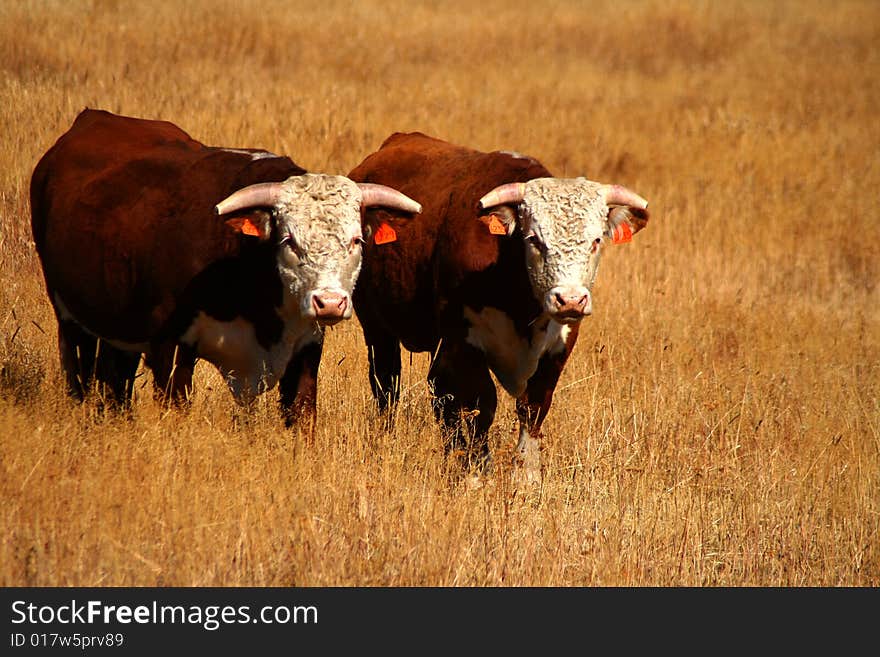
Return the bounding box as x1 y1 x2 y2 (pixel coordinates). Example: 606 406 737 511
605 206 649 244
224 210 272 241
478 205 517 237
361 208 401 246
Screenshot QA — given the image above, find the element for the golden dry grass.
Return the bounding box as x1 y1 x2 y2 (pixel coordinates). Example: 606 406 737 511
0 0 877 586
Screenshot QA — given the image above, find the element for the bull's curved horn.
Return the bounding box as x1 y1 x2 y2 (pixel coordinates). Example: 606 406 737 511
599 184 648 210
214 182 283 216
478 182 526 210
358 183 422 214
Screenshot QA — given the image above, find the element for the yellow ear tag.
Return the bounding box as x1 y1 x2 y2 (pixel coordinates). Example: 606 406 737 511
612 222 633 244
374 222 397 245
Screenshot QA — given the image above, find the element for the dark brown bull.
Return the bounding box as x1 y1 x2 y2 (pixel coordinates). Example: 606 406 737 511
349 132 649 483
30 109 419 435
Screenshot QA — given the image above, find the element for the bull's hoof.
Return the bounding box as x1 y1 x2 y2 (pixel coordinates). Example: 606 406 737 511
511 461 543 490
464 473 485 490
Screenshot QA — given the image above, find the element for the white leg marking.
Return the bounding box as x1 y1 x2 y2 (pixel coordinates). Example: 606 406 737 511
513 422 542 488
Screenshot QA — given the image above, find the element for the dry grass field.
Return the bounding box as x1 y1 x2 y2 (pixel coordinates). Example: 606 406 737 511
0 0 877 586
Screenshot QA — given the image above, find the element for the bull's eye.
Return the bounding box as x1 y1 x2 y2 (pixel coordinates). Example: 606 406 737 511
281 236 304 262
525 233 546 255
591 237 602 254
351 235 366 252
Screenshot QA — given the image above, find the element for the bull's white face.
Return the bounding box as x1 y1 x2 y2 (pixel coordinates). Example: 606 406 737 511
273 174 365 325
518 177 610 323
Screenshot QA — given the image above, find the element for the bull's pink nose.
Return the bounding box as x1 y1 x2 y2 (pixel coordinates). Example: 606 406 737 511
312 292 348 324
549 288 590 320
555 292 588 311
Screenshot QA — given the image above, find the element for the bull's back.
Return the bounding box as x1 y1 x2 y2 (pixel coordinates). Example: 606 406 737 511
30 109 301 343
31 109 205 249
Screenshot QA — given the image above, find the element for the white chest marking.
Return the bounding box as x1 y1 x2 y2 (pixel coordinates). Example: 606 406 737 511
180 312 319 402
463 306 570 397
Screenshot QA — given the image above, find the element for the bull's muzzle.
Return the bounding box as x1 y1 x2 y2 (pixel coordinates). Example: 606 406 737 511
310 290 350 326
546 287 591 323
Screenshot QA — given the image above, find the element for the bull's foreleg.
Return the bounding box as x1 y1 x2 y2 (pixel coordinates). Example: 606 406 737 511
278 340 323 445
428 340 496 472
145 341 196 406
514 326 579 488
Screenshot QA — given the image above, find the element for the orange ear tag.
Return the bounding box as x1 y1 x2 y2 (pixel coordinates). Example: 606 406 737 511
225 217 262 237
374 222 397 245
611 222 633 244
480 215 508 235
487 215 507 235
240 218 262 237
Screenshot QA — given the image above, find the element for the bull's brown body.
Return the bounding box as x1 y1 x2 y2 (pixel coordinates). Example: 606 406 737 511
31 109 321 428
350 132 574 468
